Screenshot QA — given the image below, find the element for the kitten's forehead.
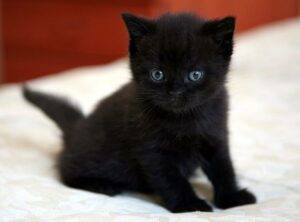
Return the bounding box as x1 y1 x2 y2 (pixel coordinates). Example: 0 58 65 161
152 14 211 67
157 13 204 31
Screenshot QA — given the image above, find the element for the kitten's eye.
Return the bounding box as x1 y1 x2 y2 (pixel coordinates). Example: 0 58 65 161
188 71 205 82
150 69 164 82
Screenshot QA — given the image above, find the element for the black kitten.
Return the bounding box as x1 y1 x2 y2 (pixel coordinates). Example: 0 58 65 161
23 13 256 213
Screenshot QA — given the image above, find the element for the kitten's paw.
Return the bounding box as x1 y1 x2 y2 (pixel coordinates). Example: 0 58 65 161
169 199 213 213
215 189 256 209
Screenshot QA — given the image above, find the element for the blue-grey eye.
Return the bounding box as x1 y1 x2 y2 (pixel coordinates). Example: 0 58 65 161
150 69 164 82
188 70 205 81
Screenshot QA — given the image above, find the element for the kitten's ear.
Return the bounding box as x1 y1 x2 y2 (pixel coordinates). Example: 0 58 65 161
201 16 236 57
202 16 235 41
122 13 155 39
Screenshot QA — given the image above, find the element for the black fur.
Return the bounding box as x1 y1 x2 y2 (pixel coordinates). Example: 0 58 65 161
23 87 83 133
23 13 256 213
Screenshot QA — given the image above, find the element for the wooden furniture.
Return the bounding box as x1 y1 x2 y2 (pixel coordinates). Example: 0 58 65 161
1 0 299 83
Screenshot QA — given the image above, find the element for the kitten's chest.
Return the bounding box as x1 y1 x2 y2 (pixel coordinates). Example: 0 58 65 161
161 136 203 177
161 134 203 152
159 116 212 138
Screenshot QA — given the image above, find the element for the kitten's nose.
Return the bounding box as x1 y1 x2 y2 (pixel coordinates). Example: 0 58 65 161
169 90 183 96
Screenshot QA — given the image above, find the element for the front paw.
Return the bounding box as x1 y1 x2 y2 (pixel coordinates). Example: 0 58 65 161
168 199 213 213
215 189 256 209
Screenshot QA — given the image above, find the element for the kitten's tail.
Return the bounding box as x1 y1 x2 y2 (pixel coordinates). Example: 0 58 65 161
22 86 84 134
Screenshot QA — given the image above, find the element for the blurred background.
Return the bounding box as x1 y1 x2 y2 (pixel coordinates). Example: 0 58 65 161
0 0 299 83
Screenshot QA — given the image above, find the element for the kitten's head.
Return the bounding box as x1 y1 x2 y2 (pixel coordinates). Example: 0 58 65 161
122 13 235 113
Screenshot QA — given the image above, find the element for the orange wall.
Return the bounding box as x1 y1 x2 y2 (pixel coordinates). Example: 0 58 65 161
1 0 299 83
159 0 299 31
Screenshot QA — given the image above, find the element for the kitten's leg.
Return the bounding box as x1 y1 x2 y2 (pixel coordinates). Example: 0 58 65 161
141 154 213 213
200 140 256 209
61 176 123 196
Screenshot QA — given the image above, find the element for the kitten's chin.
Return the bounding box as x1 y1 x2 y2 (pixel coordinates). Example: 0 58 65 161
157 98 207 114
158 102 192 114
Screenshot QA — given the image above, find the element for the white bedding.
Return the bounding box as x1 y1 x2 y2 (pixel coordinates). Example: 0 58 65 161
0 19 300 221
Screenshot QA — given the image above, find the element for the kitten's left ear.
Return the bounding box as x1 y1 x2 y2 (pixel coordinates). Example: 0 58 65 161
122 13 155 39
202 16 235 41
201 17 236 57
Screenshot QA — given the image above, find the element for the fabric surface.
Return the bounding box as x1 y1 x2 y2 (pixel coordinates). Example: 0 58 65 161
0 19 300 221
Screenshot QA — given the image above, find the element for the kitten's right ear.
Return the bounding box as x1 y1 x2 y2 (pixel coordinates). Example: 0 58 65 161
122 13 155 39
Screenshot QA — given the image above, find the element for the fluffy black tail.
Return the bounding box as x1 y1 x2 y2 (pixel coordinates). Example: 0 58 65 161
23 86 84 133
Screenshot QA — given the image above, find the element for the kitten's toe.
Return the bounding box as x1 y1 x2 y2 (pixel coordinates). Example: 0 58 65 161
169 199 213 213
215 189 256 209
194 200 213 212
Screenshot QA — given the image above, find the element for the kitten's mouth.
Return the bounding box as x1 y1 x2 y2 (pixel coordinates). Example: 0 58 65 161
158 99 188 113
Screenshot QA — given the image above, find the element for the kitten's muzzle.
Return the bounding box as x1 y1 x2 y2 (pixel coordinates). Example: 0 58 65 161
168 90 183 96
168 90 184 102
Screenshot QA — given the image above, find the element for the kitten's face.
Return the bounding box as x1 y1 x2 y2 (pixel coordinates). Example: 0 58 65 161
122 13 235 113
